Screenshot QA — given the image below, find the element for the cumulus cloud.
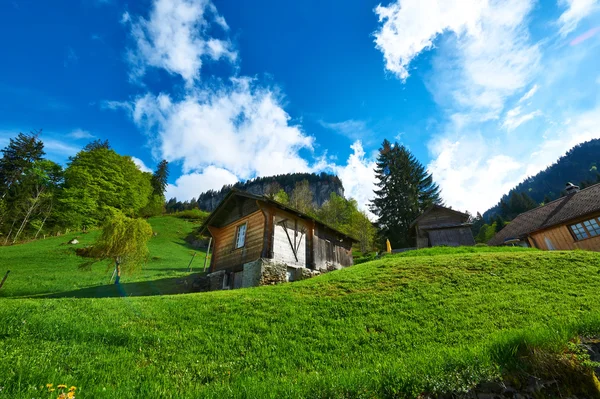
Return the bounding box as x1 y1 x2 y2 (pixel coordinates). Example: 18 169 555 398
558 0 599 37
125 0 236 84
131 156 153 173
428 136 524 214
327 141 378 218
375 0 540 120
131 78 316 180
166 165 238 200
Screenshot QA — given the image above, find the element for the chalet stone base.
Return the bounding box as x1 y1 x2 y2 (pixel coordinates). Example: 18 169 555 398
193 258 324 292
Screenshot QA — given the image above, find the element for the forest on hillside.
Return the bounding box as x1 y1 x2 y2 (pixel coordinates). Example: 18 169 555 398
483 139 600 220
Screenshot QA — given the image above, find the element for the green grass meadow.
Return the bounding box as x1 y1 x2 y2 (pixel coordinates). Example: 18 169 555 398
0 217 205 298
1 217 600 398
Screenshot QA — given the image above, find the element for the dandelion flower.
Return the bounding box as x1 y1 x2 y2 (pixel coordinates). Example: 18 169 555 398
46 384 53 388
69 386 76 391
57 384 67 389
67 392 75 398
49 388 55 392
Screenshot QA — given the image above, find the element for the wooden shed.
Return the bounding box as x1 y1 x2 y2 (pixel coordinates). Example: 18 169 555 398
489 183 600 251
411 205 475 248
198 190 357 290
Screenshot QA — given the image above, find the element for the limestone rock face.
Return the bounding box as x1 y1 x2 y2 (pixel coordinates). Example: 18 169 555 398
197 175 345 212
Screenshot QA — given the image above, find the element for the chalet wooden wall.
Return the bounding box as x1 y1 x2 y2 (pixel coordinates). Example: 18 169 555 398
428 227 475 247
209 210 265 272
313 225 353 270
530 224 600 251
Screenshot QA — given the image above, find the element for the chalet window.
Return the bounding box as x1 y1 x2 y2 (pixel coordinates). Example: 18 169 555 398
234 223 247 249
569 217 600 241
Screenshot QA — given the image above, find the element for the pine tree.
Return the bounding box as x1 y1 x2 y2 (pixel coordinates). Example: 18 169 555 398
494 215 506 233
151 160 169 197
370 140 441 248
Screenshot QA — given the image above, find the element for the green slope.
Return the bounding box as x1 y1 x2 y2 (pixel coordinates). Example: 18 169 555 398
1 240 600 398
0 216 204 298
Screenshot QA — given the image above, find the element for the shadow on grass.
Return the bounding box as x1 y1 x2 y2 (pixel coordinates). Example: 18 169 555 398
36 273 205 299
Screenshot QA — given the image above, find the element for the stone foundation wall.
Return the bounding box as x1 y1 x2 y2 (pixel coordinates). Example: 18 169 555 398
242 260 262 288
195 258 328 292
257 259 287 286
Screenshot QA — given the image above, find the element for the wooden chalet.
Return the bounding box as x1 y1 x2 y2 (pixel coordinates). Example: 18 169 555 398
198 190 357 290
411 205 475 248
489 183 600 250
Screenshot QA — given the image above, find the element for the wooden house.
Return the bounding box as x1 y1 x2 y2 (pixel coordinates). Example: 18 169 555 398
411 205 475 248
488 183 600 250
197 190 357 290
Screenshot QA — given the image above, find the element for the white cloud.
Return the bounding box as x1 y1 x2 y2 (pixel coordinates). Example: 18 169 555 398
125 0 236 85
131 156 153 173
518 84 539 103
427 136 524 213
131 77 315 179
328 141 378 218
524 106 600 176
558 0 599 37
502 106 543 131
375 0 539 118
68 129 95 140
166 165 238 200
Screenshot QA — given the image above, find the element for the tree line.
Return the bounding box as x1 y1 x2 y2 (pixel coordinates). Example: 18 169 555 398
0 132 169 244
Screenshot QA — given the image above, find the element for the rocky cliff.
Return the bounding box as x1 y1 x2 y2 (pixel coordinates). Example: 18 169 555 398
197 173 345 212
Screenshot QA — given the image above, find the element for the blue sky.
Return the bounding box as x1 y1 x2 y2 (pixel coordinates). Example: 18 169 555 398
0 0 599 215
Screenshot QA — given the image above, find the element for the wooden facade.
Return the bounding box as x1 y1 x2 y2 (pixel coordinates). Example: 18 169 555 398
528 211 600 251
201 191 357 287
489 184 600 251
412 205 475 248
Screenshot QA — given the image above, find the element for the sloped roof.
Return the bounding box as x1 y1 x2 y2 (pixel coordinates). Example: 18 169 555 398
410 204 470 228
488 183 600 246
199 189 358 242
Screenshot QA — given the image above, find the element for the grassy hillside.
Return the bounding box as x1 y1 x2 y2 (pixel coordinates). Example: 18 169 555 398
0 216 204 298
1 235 600 398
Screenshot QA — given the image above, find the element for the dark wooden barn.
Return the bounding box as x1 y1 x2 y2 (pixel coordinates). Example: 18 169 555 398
197 190 357 290
411 205 475 248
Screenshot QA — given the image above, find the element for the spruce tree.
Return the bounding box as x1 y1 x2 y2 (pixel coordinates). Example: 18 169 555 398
370 140 441 248
151 160 169 197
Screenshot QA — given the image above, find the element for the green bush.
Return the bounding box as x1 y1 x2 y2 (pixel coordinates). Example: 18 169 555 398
170 209 210 222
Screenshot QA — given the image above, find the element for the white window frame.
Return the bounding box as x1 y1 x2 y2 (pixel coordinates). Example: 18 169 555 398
234 222 247 249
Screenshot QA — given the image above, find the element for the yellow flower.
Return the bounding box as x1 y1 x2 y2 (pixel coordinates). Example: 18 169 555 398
58 393 66 399
67 392 75 398
69 386 76 391
57 384 67 389
46 384 54 388
49 388 55 392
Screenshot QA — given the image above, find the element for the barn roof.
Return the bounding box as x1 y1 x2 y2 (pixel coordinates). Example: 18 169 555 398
410 204 471 228
199 189 359 242
488 183 600 246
